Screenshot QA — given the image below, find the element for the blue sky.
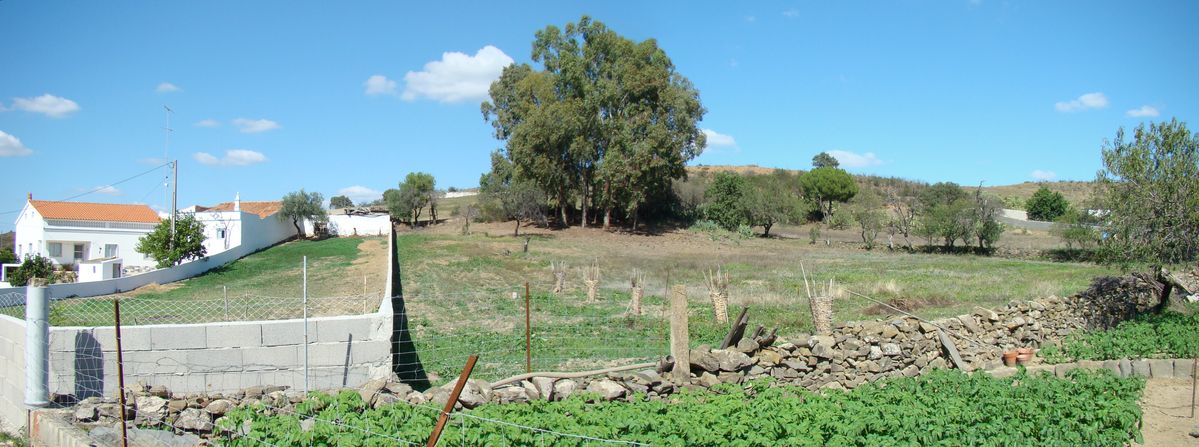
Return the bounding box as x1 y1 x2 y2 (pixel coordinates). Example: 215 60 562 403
1 1 1196 232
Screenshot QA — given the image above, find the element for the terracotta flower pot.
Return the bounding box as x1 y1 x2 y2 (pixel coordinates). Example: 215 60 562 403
1002 351 1018 367
1016 352 1034 365
1015 347 1033 355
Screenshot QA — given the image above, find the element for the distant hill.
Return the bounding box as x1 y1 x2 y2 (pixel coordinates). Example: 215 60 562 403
687 164 802 176
1 231 12 252
981 181 1094 207
688 164 1096 207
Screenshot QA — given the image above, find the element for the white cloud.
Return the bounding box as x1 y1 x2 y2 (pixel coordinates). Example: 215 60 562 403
93 185 122 196
701 129 737 148
364 75 398 96
194 119 221 128
827 150 883 168
1125 105 1159 117
402 45 514 103
1031 170 1057 181
338 185 383 204
0 130 33 157
194 149 268 166
1054 92 1108 112
11 94 80 118
231 118 280 133
782 8 800 17
156 82 181 93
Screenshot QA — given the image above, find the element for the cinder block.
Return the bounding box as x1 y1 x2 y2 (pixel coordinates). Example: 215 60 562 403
1023 365 1054 376
241 346 299 371
48 329 78 353
125 350 186 375
314 317 372 344
305 342 355 367
205 323 262 348
150 325 206 350
1175 358 1195 378
203 373 242 394
186 348 244 373
350 340 391 364
1101 360 1120 375
1148 359 1174 378
111 326 151 351
261 321 306 347
1118 358 1132 378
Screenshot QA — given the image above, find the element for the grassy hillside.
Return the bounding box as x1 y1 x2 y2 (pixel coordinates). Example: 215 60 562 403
982 181 1094 208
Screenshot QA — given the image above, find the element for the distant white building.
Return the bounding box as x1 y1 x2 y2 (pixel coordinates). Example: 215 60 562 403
191 194 298 256
12 195 161 270
323 207 391 237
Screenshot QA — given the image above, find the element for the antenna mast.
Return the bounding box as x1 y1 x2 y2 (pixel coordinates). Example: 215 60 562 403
164 106 176 250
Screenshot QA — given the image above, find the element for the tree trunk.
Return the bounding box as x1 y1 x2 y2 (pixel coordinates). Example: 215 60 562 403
559 201 569 228
763 223 772 237
514 218 521 237
603 207 612 229
293 219 304 238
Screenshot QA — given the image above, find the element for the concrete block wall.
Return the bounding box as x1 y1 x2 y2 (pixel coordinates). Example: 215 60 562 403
0 314 27 433
46 312 392 399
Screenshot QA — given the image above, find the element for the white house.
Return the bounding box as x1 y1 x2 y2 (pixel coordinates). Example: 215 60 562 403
191 195 298 256
13 195 161 271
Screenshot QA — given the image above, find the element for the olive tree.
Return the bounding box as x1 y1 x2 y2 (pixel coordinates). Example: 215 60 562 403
280 189 326 238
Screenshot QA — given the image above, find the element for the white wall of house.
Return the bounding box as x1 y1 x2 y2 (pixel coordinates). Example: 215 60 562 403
321 214 391 237
13 204 156 268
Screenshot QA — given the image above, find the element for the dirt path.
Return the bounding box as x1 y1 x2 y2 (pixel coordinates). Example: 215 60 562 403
1137 378 1199 446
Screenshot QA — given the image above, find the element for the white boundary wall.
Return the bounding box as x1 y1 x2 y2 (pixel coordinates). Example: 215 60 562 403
0 314 27 432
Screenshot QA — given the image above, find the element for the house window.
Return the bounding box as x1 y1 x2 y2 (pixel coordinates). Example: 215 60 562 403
74 243 86 261
105 244 118 258
48 243 62 257
217 228 227 239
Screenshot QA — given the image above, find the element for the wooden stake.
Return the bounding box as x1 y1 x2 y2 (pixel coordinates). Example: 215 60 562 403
426 354 479 447
669 285 689 381
113 299 129 447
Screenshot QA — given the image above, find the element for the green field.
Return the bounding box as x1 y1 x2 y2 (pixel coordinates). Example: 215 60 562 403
396 223 1117 382
0 237 386 326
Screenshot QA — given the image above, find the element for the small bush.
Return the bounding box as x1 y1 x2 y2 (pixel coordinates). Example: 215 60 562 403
1041 305 1199 362
827 212 854 230
735 224 754 239
8 254 56 287
1026 186 1069 221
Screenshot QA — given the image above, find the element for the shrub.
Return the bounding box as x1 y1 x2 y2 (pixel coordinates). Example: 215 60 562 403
1026 186 1069 221
8 254 56 286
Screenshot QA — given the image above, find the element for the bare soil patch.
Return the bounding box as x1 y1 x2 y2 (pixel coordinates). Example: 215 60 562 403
1136 377 1199 446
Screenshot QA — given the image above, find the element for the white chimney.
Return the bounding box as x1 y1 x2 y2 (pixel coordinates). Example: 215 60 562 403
234 192 241 212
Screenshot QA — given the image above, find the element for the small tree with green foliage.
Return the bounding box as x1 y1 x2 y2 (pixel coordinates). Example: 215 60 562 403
703 172 749 231
329 195 354 209
848 188 885 249
799 167 858 219
1026 186 1068 222
745 175 800 237
0 248 14 265
280 189 326 238
7 254 56 286
390 172 436 227
812 152 840 169
1094 119 1199 308
136 214 208 268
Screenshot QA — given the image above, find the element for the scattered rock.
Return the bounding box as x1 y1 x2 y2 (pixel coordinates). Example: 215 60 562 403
172 408 213 432
586 379 627 400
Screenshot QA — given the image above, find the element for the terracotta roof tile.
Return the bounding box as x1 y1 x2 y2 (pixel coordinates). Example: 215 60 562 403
206 201 283 219
28 200 161 224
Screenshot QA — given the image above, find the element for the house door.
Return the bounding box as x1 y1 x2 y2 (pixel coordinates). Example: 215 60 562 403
105 244 118 258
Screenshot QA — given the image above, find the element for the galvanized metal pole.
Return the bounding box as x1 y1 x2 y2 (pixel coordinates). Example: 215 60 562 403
24 283 49 408
222 285 229 320
303 256 309 394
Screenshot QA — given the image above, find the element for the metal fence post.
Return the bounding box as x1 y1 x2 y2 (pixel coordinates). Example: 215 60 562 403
524 282 531 374
303 256 309 394
24 282 49 408
113 299 130 447
222 285 229 321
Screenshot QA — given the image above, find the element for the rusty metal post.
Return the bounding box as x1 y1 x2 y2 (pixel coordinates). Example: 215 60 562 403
113 299 130 447
426 354 479 447
525 282 531 374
